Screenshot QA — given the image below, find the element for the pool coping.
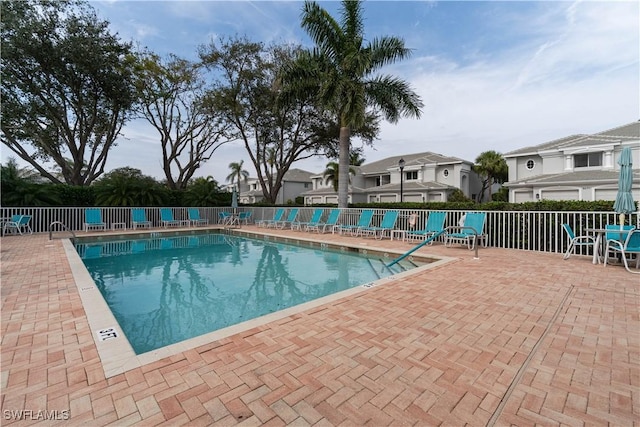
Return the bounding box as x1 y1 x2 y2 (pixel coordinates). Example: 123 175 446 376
65 228 456 378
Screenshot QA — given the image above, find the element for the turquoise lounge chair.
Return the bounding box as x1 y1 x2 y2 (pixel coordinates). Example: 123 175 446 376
604 229 640 273
160 208 182 228
131 208 152 229
238 211 252 225
336 210 374 236
218 212 232 224
2 214 33 235
359 211 399 239
445 212 487 250
561 223 595 260
604 224 634 245
306 209 340 233
188 208 208 226
257 208 285 228
84 208 106 232
274 208 299 229
407 211 447 243
291 208 323 231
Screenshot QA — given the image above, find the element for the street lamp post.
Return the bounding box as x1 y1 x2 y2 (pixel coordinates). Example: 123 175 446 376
398 158 405 203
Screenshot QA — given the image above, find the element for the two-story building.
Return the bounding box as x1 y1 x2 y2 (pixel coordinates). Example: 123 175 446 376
504 121 640 202
302 152 483 205
225 168 314 204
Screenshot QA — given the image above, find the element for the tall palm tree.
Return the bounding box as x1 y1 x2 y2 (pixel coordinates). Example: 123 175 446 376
291 0 423 207
473 150 508 202
226 160 249 191
323 161 356 192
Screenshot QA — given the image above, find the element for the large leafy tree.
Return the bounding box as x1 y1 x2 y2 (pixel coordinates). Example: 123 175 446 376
286 0 423 207
474 150 508 202
133 53 233 190
349 148 366 167
1 0 138 185
200 37 376 204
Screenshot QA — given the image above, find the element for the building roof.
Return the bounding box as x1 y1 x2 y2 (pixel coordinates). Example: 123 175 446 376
358 152 468 174
595 121 640 138
505 121 640 157
505 169 640 187
282 168 314 182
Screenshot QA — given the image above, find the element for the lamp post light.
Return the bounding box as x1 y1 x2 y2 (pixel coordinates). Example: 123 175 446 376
398 158 405 203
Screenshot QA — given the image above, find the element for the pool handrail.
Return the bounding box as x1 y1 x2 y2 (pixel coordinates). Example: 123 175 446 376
386 225 481 267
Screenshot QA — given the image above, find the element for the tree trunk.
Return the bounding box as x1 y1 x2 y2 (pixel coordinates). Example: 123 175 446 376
487 175 493 202
338 126 350 208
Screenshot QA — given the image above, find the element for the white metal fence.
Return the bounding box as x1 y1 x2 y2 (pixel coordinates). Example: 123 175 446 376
1 206 638 256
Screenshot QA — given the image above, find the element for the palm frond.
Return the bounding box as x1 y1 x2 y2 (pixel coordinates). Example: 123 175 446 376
365 76 423 123
365 36 413 72
301 1 343 60
341 0 364 49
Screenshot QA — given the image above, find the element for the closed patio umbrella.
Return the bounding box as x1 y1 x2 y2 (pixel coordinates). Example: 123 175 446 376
231 186 238 209
613 146 635 225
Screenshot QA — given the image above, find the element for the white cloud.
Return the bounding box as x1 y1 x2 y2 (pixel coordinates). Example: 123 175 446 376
3 0 637 185
364 0 639 164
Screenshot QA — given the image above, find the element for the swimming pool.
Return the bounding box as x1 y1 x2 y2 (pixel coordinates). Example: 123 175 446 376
75 232 418 354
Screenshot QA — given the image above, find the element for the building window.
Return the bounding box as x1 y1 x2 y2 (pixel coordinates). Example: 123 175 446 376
574 152 602 168
304 183 309 188
405 171 418 180
443 169 449 177
526 159 535 170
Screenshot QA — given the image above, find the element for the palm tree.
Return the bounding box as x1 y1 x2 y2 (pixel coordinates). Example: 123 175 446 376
323 161 356 192
291 0 423 207
226 160 249 191
473 151 508 202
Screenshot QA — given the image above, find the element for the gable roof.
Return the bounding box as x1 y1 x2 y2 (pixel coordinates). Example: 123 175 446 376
358 151 468 174
505 121 640 157
595 121 640 138
282 168 314 182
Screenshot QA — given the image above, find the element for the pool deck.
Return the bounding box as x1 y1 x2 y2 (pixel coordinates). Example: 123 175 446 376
1 226 638 426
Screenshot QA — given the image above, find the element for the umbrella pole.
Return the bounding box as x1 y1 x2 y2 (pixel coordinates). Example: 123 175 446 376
619 213 626 226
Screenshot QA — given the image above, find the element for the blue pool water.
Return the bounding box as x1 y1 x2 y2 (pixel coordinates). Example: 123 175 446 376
75 233 414 354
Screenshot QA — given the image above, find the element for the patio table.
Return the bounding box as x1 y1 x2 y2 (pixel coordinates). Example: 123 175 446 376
586 227 631 265
585 228 607 264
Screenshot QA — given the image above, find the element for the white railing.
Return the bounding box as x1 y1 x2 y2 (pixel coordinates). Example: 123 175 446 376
1 206 637 256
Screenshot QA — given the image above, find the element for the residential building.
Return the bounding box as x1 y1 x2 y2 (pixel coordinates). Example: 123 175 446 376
228 168 313 204
302 152 483 205
504 121 640 202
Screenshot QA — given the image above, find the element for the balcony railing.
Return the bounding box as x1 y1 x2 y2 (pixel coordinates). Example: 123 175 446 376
1 206 637 256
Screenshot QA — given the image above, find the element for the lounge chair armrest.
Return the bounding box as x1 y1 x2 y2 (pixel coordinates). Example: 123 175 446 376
606 240 624 251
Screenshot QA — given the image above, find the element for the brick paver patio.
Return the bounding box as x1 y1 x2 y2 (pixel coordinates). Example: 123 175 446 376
1 226 638 426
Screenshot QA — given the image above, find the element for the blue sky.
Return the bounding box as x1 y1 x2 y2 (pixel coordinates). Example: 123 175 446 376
4 1 638 184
